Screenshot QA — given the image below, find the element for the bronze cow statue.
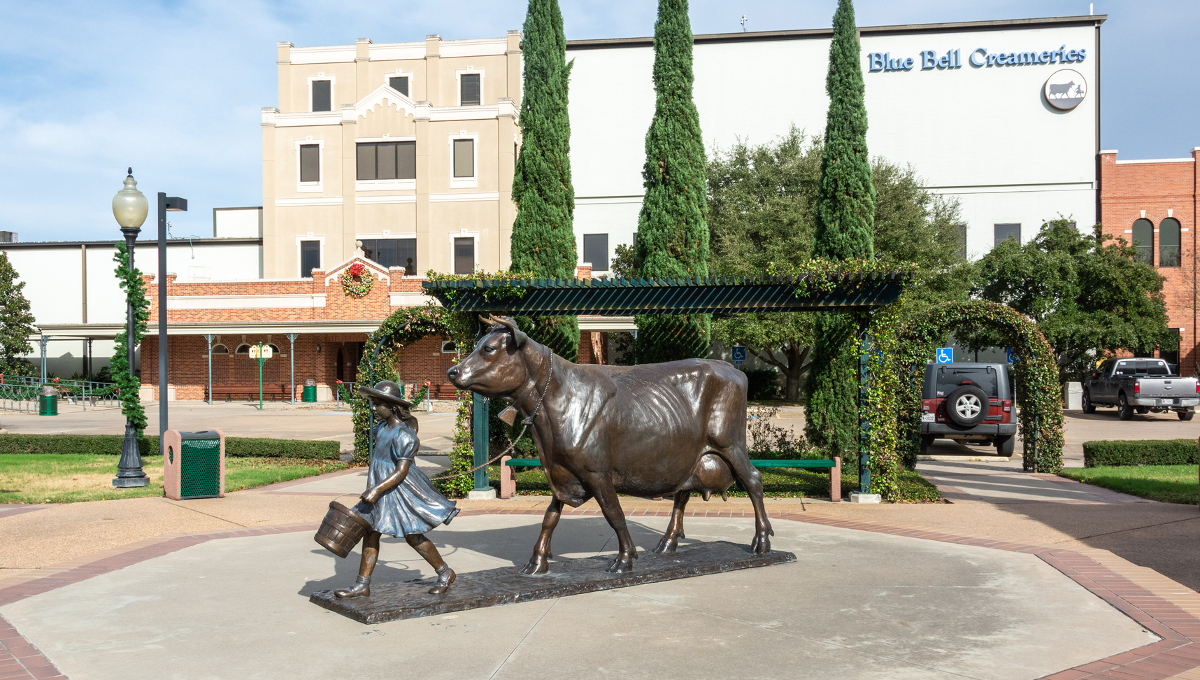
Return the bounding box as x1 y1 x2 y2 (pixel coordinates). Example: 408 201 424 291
447 316 772 574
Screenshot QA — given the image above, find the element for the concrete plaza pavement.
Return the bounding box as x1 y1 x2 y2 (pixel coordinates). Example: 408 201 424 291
0 514 1160 680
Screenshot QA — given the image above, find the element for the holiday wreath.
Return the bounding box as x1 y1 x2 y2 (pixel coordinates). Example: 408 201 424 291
341 262 373 297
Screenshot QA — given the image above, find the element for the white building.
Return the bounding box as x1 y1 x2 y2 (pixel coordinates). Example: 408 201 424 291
0 208 263 377
566 15 1104 273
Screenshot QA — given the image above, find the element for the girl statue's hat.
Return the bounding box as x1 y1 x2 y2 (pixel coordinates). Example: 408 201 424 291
357 380 413 408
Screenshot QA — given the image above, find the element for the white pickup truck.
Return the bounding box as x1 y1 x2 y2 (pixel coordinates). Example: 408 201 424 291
1083 358 1199 421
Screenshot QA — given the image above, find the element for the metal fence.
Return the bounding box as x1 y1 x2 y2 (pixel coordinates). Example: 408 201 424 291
0 376 119 412
335 381 356 411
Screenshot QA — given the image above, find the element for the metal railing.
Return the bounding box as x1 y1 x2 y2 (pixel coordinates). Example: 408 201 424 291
335 381 356 411
0 376 119 412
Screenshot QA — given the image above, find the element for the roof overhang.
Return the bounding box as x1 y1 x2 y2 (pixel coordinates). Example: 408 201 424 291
34 320 381 339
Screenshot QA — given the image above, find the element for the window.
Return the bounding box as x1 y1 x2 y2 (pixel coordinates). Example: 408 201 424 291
1160 218 1181 267
268 344 282 356
235 344 251 355
211 344 229 355
300 240 321 278
454 237 474 274
311 80 331 112
994 223 1020 246
356 142 416 180
453 139 474 178
441 341 457 354
360 238 417 275
460 73 480 106
935 366 999 398
583 234 609 272
300 144 320 183
388 76 409 96
1131 218 1154 266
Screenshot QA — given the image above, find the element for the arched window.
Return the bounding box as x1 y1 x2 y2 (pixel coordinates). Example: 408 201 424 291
1131 218 1154 266
269 344 282 356
235 344 251 355
1160 218 1181 267
211 344 229 355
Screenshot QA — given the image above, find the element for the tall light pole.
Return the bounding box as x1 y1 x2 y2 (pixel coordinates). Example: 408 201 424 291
157 191 187 453
112 169 150 488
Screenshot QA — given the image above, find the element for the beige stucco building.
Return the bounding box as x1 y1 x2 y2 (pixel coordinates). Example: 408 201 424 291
261 32 522 280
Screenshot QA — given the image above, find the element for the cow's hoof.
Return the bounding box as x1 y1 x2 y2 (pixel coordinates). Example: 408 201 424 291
750 531 772 554
609 554 638 575
652 536 678 554
520 555 550 575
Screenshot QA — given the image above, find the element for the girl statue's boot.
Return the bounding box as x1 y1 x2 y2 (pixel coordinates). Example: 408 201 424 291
428 564 455 595
335 575 371 599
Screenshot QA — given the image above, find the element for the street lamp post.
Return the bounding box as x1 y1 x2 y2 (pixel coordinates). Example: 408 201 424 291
157 192 187 453
250 342 273 410
111 169 150 488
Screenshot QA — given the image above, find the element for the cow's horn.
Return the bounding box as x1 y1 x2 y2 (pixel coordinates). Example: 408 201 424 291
491 316 528 349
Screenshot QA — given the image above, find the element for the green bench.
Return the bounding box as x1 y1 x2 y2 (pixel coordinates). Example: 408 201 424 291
499 456 841 502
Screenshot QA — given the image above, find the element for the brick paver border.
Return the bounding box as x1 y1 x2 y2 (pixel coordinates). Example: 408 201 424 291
1 509 1198 679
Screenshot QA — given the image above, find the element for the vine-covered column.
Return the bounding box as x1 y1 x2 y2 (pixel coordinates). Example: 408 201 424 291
857 317 871 493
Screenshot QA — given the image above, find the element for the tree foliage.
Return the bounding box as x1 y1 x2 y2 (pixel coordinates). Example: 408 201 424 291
973 219 1175 382
706 126 970 411
632 0 711 363
510 0 579 361
812 0 874 261
111 241 149 433
0 253 36 377
805 0 876 459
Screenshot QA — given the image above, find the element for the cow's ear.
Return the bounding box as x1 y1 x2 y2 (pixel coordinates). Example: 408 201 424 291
490 316 528 349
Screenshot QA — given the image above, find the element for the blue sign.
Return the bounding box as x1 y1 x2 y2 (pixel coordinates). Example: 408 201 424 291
936 348 953 364
1006 348 1020 364
731 346 746 365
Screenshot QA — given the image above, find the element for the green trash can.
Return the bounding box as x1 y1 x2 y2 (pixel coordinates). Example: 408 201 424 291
302 379 317 403
38 386 58 416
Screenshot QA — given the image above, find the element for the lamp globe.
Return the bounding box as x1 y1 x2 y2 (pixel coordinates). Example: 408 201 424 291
112 168 148 230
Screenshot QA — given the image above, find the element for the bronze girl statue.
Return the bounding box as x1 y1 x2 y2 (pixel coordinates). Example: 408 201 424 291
336 380 459 598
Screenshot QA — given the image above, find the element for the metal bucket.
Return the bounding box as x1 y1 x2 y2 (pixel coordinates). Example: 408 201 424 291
314 500 371 558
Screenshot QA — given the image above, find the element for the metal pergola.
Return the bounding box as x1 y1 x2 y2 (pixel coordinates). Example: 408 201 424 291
421 272 911 495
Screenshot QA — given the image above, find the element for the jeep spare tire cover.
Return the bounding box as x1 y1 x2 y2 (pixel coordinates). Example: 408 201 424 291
946 384 988 428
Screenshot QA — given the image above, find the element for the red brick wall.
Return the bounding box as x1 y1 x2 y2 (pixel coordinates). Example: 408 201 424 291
1099 149 1199 374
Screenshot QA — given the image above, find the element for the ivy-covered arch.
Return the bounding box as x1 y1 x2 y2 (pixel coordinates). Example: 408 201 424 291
347 305 477 496
895 301 1064 473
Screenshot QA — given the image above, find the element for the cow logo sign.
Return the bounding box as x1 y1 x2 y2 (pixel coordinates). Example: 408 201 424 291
1044 69 1086 110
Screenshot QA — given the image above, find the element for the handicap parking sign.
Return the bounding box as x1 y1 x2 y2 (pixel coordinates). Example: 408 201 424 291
936 347 953 364
731 346 746 365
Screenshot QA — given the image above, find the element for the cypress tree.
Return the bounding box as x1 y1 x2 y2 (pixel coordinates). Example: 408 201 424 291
633 0 710 363
805 0 875 462
510 0 579 362
813 0 874 260
0 253 36 376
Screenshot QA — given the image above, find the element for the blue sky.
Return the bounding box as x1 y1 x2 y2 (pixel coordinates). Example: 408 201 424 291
1 0 1195 241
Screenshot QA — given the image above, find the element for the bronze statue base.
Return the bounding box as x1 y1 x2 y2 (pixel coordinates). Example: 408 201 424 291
309 541 796 624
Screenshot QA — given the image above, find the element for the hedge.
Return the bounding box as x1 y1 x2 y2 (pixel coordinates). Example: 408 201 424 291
0 434 340 460
1083 439 1198 467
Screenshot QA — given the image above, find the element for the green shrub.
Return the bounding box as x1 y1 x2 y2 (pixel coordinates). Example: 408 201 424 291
0 434 339 460
1082 439 1198 467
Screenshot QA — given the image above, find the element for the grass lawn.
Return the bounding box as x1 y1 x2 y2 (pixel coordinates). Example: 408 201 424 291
1058 465 1199 505
487 465 943 502
0 454 348 504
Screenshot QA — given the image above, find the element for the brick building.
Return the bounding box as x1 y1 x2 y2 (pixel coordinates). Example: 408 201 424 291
1099 148 1200 373
133 252 616 402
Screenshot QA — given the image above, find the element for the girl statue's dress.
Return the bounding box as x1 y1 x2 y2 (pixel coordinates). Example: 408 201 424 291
355 419 458 537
